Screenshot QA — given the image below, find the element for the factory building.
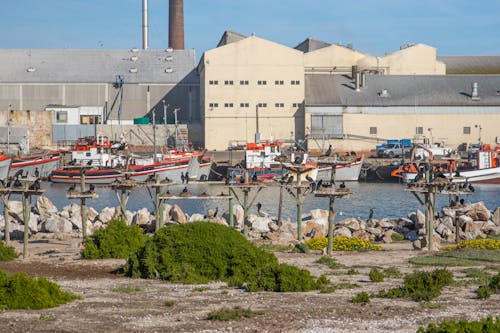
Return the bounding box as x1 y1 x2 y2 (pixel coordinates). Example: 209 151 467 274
199 31 447 150
305 75 500 152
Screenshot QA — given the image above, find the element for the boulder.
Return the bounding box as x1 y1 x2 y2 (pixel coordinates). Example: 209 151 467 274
98 207 116 224
303 221 325 240
398 217 415 230
415 210 425 228
170 204 187 224
352 230 371 241
405 230 419 241
442 207 456 218
189 213 205 222
222 204 245 230
88 207 98 222
492 207 500 226
209 217 228 226
440 216 455 230
458 214 473 227
59 207 71 219
42 216 73 234
69 214 82 230
465 202 491 221
339 218 361 232
310 209 328 220
279 221 297 236
378 218 396 229
436 223 453 238
463 221 483 233
481 220 497 234
248 215 271 233
366 227 382 237
382 230 395 243
35 196 58 217
268 221 279 232
27 212 39 233
334 226 352 238
7 201 23 222
124 210 134 226
133 208 151 226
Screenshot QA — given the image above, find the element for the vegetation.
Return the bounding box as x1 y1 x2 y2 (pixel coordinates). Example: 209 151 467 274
369 268 385 282
111 286 142 293
444 239 500 251
352 291 370 303
476 272 500 300
125 222 325 292
205 306 264 321
304 237 383 252
383 267 403 279
0 270 78 310
391 233 405 242
82 219 148 259
410 248 500 266
417 316 500 333
0 241 17 261
378 269 453 302
316 256 344 269
164 300 175 307
346 268 359 275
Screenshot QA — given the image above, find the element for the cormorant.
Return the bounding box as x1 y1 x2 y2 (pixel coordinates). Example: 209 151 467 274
340 182 346 189
252 173 258 183
182 187 188 193
87 160 93 166
68 184 76 191
199 174 208 181
13 169 23 179
89 184 95 192
305 175 314 183
34 168 40 178
13 178 23 187
185 172 189 184
29 179 41 191
323 145 332 157
368 208 374 220
316 179 323 188
146 174 155 182
468 183 475 192
213 207 218 217
180 172 185 184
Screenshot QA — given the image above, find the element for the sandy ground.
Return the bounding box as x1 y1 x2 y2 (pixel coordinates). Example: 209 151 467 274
0 238 499 333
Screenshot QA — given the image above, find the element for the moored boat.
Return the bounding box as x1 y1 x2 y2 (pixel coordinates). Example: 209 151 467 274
0 154 11 179
9 152 61 178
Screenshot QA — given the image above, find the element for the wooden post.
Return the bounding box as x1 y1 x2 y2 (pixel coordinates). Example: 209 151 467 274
455 213 460 244
120 189 128 219
2 194 9 244
80 170 87 239
243 188 249 237
228 190 234 228
22 193 30 259
296 175 303 241
327 164 337 255
277 184 284 225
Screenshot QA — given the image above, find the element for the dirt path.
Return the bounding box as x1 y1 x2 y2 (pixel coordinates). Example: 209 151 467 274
0 239 498 333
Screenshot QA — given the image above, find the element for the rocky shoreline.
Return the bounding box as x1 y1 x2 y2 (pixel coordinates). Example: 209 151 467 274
1 196 499 251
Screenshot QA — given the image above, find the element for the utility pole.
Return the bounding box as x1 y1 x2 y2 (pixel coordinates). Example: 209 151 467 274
152 108 156 161
163 101 169 142
7 104 12 154
173 108 179 150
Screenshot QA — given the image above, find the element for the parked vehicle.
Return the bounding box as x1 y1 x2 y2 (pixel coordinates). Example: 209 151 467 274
377 142 412 158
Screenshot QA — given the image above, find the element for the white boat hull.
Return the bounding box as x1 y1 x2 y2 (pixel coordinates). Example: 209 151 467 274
10 156 60 178
0 158 11 180
316 159 363 182
402 167 500 184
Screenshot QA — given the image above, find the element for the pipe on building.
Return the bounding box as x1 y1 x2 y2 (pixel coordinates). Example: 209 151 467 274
169 0 185 50
142 0 149 50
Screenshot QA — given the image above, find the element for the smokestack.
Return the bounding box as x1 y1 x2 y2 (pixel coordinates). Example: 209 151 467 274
169 0 184 50
142 0 149 50
471 82 480 100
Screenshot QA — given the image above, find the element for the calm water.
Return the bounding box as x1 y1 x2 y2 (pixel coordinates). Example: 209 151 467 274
3 182 499 221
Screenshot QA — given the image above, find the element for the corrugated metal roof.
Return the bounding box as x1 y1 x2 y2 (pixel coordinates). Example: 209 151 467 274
438 56 500 74
216 31 248 48
305 74 500 106
295 38 331 53
0 49 197 84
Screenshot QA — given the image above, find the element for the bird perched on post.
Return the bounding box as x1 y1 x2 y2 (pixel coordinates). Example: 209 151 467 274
256 202 268 217
180 172 185 184
28 179 41 191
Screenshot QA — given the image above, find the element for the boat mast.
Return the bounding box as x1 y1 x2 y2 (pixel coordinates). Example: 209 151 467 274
255 105 260 143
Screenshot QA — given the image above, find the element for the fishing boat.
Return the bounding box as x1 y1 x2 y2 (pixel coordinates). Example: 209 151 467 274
392 146 500 184
315 157 364 182
0 154 11 179
9 152 61 178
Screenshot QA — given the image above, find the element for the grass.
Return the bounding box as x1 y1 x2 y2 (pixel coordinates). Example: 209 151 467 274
383 267 403 279
205 306 264 321
320 282 360 294
192 286 210 292
258 244 293 252
0 241 17 261
112 286 142 293
39 314 57 321
410 248 500 267
346 268 359 275
164 300 175 307
369 268 385 282
419 302 444 309
316 256 344 269
352 292 370 303
417 316 500 332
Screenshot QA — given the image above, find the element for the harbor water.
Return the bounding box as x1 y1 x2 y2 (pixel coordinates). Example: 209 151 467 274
3 182 499 221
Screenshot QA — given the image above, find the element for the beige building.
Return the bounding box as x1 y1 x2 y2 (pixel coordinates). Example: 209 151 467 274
199 32 447 150
305 75 500 152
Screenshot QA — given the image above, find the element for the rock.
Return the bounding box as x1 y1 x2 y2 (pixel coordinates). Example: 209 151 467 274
442 207 456 218
221 204 245 230
339 218 361 232
458 214 473 227
382 230 395 243
440 216 455 230
398 217 415 230
481 221 497 234
366 227 382 237
492 207 500 226
378 218 396 229
412 238 424 250
248 215 271 233
278 221 297 236
91 221 104 234
405 230 419 241
59 207 71 219
27 212 39 233
436 223 452 238
395 226 411 235
463 221 483 233
88 207 98 222
334 226 352 238
268 221 279 232
7 201 23 222
170 205 187 224
465 202 491 221
124 211 134 226
42 216 73 233
352 230 370 241
247 229 262 239
35 196 58 217
69 214 82 230
310 209 328 220
98 207 116 224
303 221 325 240
9 223 25 240
133 208 151 226
209 217 228 226
189 213 205 222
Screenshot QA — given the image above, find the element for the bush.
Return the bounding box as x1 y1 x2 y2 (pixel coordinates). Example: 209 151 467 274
445 239 500 251
369 268 385 282
304 237 383 251
125 222 322 292
476 272 500 300
477 285 492 300
383 267 402 279
0 241 17 261
352 291 370 303
378 269 453 302
391 233 405 242
316 256 344 269
0 270 78 310
347 268 359 275
82 219 148 259
206 306 264 321
417 316 500 333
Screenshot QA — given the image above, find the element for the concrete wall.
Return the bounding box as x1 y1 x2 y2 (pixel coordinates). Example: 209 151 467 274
200 36 305 150
304 44 367 71
0 110 52 150
306 106 500 152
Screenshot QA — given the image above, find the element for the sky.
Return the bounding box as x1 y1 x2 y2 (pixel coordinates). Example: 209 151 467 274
1 0 499 60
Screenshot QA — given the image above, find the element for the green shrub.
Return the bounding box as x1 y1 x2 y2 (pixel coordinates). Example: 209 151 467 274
369 268 385 282
82 219 148 259
489 273 500 293
316 256 344 269
0 270 78 310
124 222 322 292
0 241 17 261
347 268 359 275
477 285 492 300
476 272 500 300
352 291 370 303
383 267 403 279
391 233 405 242
378 269 453 302
164 300 175 307
206 306 264 321
417 316 500 333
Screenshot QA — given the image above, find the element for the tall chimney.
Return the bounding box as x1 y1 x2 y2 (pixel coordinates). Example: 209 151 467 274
142 0 149 49
169 0 184 50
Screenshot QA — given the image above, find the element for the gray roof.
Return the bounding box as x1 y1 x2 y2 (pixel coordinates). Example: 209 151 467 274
438 56 500 74
295 38 331 53
0 49 197 84
305 74 500 106
216 31 248 48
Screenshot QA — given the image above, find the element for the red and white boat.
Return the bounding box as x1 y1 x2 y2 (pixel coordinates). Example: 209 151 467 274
0 154 11 179
9 152 61 178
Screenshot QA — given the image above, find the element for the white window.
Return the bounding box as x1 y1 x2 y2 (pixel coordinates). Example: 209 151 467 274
291 80 300 85
224 103 234 108
275 103 284 108
56 111 68 123
209 103 219 108
275 80 284 85
258 103 267 108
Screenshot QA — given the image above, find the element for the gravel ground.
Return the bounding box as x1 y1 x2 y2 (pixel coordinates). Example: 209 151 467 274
0 239 498 333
